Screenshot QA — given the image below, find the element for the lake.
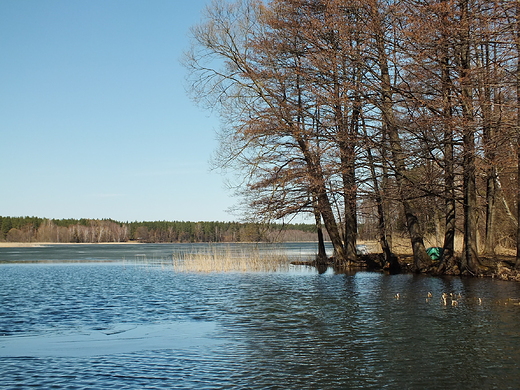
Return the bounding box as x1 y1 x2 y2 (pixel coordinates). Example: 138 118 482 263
1 243 520 389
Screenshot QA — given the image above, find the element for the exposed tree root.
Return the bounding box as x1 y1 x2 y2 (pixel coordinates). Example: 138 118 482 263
292 253 520 282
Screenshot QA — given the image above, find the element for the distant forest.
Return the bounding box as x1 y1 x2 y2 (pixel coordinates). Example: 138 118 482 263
0 216 321 243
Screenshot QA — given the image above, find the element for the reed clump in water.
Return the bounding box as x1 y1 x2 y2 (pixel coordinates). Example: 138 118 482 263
172 247 291 273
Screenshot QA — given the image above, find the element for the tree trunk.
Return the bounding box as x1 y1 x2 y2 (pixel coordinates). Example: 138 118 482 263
342 150 358 262
440 110 457 274
438 42 457 274
483 166 497 256
517 133 520 268
514 1 520 269
481 40 497 257
363 117 396 270
317 188 347 264
372 13 431 272
334 51 358 264
297 136 347 264
367 145 399 273
461 129 480 274
313 199 328 264
459 0 481 274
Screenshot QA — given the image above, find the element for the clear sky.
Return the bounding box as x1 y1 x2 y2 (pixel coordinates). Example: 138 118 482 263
0 0 238 222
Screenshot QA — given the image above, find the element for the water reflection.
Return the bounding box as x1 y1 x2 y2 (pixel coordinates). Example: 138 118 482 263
211 271 520 388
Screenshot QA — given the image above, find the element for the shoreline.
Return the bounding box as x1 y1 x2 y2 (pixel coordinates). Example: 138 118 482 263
0 242 143 248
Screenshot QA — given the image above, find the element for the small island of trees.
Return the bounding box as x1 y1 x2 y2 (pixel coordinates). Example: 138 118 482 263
184 0 520 276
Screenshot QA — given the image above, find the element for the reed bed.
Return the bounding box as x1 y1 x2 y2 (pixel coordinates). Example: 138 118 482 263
172 246 292 273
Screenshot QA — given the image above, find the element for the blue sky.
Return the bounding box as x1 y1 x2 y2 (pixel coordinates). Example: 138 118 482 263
0 0 238 222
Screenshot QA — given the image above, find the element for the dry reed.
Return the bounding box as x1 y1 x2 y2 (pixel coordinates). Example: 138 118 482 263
172 246 291 273
374 234 460 255
369 234 514 256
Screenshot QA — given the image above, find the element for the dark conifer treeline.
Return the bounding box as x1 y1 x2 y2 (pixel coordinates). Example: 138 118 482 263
0 216 319 243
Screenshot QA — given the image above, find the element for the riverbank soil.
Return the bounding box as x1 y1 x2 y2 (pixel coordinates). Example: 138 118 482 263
0 242 140 248
294 253 520 281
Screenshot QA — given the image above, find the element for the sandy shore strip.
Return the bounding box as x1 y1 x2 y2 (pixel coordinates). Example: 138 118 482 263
0 242 141 248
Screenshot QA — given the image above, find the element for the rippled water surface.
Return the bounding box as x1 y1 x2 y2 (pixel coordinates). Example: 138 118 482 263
1 244 520 389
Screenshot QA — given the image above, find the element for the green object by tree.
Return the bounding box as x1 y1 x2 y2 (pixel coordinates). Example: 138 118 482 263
426 247 443 261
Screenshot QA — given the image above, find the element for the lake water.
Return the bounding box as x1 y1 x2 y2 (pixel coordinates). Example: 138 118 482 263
1 243 520 389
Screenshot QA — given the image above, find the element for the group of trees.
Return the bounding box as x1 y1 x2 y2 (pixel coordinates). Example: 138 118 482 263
0 216 319 243
185 0 520 274
0 217 129 243
129 220 318 242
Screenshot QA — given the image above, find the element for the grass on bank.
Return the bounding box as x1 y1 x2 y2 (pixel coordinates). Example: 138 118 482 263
386 234 516 257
